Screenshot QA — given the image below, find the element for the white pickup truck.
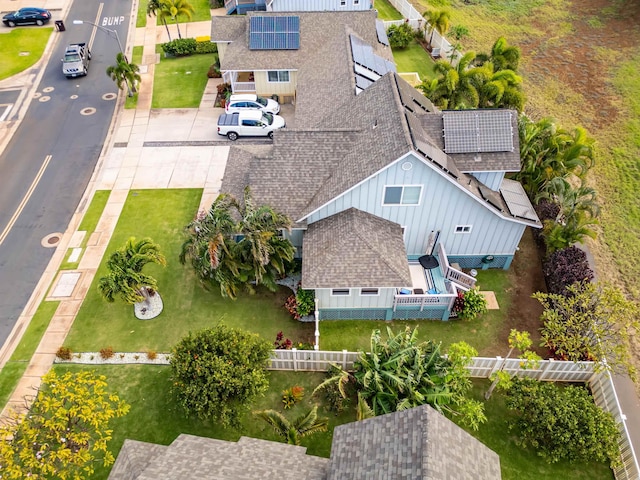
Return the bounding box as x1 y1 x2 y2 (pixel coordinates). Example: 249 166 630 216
217 111 285 141
62 42 91 78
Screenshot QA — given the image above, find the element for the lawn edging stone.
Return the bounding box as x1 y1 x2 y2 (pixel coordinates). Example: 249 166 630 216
55 352 171 365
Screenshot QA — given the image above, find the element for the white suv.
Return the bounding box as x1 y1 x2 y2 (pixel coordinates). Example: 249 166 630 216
225 94 281 115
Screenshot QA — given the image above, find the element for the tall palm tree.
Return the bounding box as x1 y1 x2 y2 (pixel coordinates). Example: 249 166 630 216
422 9 451 50
476 36 521 72
106 52 141 97
98 237 167 305
254 406 328 445
147 0 172 41
180 188 295 299
159 0 195 40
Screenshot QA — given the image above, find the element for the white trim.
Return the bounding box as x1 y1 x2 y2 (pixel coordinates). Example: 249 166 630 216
382 184 422 206
454 225 472 234
360 288 379 296
331 288 350 296
296 151 539 228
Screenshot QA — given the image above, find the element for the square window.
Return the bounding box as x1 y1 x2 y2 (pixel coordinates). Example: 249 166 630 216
383 186 421 205
267 71 290 82
331 289 350 296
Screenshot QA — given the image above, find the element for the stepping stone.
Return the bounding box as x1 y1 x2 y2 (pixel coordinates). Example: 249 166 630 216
480 291 499 310
50 272 81 298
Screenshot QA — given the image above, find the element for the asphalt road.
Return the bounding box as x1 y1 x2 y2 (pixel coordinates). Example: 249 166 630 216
0 0 132 346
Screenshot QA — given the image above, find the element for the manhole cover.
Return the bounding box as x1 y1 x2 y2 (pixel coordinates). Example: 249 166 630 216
80 107 96 115
39 96 51 102
102 93 117 100
70 94 78 99
43 86 54 93
33 92 42 98
41 232 62 248
18 52 30 56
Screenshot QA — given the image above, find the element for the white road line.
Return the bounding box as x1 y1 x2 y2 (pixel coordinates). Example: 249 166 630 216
0 154 53 246
88 3 104 51
0 104 13 122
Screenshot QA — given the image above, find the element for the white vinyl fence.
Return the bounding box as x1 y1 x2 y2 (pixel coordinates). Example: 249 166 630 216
270 349 639 479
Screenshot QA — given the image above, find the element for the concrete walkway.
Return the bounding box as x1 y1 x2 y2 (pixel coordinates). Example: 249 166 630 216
0 12 229 418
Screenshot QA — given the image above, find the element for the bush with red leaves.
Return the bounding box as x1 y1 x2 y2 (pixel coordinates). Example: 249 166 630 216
543 246 593 295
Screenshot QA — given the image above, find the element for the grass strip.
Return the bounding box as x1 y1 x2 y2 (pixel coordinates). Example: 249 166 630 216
0 28 53 80
152 52 216 108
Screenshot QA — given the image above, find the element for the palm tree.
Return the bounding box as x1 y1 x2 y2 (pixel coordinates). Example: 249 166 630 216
422 9 451 50
254 406 328 445
158 0 194 40
147 0 172 41
474 62 525 110
475 36 521 72
106 52 141 97
98 237 167 305
179 187 295 299
419 51 480 109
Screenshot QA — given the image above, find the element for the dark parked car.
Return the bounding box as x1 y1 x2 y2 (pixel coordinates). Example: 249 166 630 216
2 8 52 27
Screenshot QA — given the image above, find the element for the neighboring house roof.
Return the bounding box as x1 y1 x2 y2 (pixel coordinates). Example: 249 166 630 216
301 207 411 289
109 435 329 480
211 11 392 125
327 405 501 480
110 406 501 480
419 110 521 172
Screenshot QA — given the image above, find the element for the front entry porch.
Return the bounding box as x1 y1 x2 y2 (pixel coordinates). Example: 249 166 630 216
222 71 256 94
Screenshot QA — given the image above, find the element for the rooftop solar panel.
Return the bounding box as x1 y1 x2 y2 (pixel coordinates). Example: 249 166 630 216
350 35 396 77
405 112 458 178
442 110 513 154
249 15 300 50
375 20 390 46
500 179 539 221
396 75 436 113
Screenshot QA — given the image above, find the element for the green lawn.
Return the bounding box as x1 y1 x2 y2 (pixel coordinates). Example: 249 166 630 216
124 47 144 110
457 380 614 480
0 28 53 80
374 0 403 21
137 0 150 27
50 365 613 480
320 269 510 355
152 52 216 108
52 364 354 480
64 189 314 352
156 0 213 29
0 301 59 408
393 40 438 82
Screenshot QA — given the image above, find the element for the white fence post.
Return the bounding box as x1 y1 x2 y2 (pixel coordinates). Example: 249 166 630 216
538 357 554 381
488 357 502 379
342 350 349 371
291 348 298 372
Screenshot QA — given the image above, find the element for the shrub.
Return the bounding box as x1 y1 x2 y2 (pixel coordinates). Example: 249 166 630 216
543 246 593 295
295 289 315 317
284 295 300 320
274 331 293 350
196 40 217 54
458 288 488 321
322 365 352 413
506 377 621 465
161 38 197 57
146 350 157 360
170 325 272 426
99 346 115 360
282 385 305 409
217 82 231 95
207 62 221 78
56 346 72 360
387 22 415 49
533 200 560 246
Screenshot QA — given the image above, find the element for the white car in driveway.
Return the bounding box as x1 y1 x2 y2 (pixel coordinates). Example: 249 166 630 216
217 111 285 141
225 94 280 115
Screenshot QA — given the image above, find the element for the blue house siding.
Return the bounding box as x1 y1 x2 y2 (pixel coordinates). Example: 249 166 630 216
284 228 305 258
468 171 505 191
269 0 371 11
306 153 527 259
316 287 396 310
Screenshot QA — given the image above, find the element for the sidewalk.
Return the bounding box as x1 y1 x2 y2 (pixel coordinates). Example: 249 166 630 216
0 14 229 418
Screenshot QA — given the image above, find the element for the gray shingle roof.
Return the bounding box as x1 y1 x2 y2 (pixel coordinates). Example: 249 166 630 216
108 440 167 480
327 405 501 480
211 11 392 126
301 208 411 288
110 435 329 480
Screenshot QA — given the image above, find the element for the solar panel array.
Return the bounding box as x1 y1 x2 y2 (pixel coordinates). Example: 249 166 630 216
249 16 300 50
442 110 513 154
396 75 436 113
375 20 390 46
405 113 459 179
500 179 539 221
350 35 396 78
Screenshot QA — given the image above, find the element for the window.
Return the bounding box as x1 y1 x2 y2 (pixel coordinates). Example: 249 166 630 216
383 186 421 205
340 0 346 5
360 288 379 296
267 71 290 83
331 289 350 296
455 225 472 233
354 0 360 5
